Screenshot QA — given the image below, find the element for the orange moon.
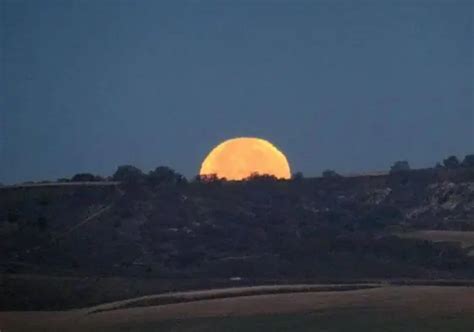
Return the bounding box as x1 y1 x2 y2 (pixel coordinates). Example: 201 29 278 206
200 137 291 180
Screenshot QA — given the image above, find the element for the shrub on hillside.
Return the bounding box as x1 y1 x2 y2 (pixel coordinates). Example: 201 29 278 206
390 161 410 173
322 169 341 178
71 173 102 182
112 165 145 184
443 156 460 169
461 154 474 168
147 166 187 187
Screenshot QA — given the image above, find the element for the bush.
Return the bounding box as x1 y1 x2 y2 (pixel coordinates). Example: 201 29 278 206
292 172 304 181
196 174 221 183
71 173 102 182
461 154 474 168
390 161 410 173
322 169 340 178
112 165 144 184
443 155 460 169
245 173 278 182
147 166 186 187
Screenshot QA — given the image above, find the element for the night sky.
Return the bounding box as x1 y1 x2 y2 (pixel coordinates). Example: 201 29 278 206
1 0 473 184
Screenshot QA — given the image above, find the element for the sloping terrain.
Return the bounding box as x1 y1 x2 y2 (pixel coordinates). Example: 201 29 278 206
1 167 474 309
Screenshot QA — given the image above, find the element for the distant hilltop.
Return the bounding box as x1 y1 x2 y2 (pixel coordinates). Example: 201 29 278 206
1 153 473 188
1 153 474 310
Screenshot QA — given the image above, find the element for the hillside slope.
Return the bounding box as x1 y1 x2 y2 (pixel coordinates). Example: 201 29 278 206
1 167 474 309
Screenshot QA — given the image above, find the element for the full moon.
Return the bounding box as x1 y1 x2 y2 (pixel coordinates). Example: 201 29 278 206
200 137 291 180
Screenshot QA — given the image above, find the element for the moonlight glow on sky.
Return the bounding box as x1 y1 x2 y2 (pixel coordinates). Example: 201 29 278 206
200 137 291 180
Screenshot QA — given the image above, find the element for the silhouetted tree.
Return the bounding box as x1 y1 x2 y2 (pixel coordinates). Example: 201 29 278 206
461 154 474 168
71 173 100 182
390 161 410 173
443 156 460 169
292 172 304 181
196 174 221 183
148 166 186 187
322 169 340 178
112 165 144 183
245 173 278 182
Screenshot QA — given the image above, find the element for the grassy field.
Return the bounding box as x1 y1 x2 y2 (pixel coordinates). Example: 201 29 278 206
2 285 474 331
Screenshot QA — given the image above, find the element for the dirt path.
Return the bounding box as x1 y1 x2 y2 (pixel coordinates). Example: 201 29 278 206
54 204 114 240
21 186 124 255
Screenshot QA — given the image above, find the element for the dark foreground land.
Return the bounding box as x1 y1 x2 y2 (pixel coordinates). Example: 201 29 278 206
148 311 474 332
1 166 474 331
1 166 474 310
1 285 473 331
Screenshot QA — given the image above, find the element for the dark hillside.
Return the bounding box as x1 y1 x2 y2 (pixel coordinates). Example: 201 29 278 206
1 167 474 309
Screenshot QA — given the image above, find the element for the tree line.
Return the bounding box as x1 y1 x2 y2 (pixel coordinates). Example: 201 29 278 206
16 152 473 185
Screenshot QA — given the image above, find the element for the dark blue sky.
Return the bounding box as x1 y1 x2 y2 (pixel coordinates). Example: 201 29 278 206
1 0 473 184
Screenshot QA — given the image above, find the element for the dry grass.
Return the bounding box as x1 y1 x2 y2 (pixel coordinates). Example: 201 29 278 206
2 285 474 331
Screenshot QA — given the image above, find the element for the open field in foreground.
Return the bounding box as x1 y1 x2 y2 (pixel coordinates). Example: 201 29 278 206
143 310 474 332
1 285 474 331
